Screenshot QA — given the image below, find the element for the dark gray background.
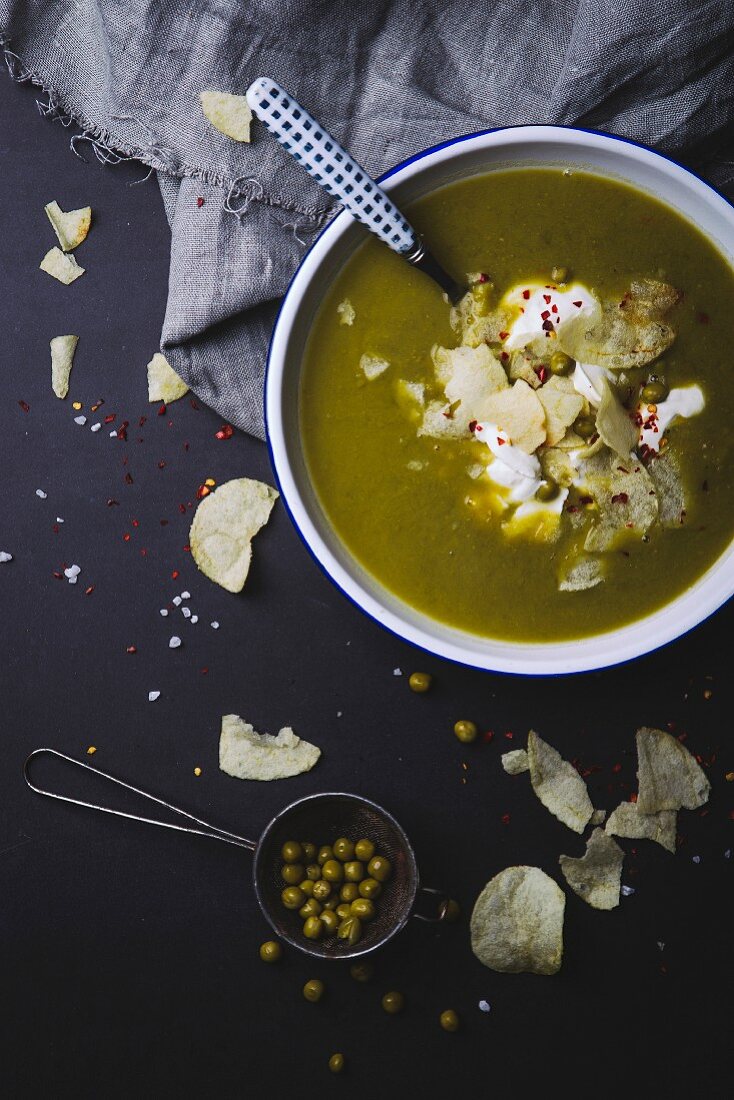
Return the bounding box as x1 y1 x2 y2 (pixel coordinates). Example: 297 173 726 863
1 74 732 1098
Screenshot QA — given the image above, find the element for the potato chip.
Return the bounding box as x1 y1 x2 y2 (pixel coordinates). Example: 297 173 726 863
559 282 677 370
595 377 637 457
605 800 677 853
559 828 624 910
583 456 658 552
44 200 92 251
337 298 356 326
190 477 278 593
482 380 546 454
507 352 542 389
200 89 252 142
647 451 685 527
40 247 84 285
450 294 510 349
147 352 189 403
219 714 320 780
527 730 594 833
470 866 565 975
536 376 583 446
433 343 508 422
557 555 604 592
501 749 529 775
360 353 389 380
50 335 79 399
540 447 578 488
636 726 710 813
590 809 607 826
419 399 471 440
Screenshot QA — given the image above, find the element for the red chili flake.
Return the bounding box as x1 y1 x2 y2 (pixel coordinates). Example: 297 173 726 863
196 484 211 499
183 544 190 552
124 473 134 485
158 460 166 469
504 731 514 740
483 730 494 743
160 519 169 526
52 523 59 534
500 351 509 362
696 311 710 324
168 420 173 427
611 492 629 505
541 294 550 305
215 424 234 440
579 495 593 505
541 319 554 332
125 645 137 654
522 289 530 299
536 366 547 384
573 300 582 308
201 667 209 675
104 414 116 424
612 763 622 773
117 427 128 441
158 403 166 416
190 399 199 411
52 571 63 580
630 792 638 803
140 548 148 556
18 399 30 412
501 813 511 826
442 408 454 420
476 272 489 284
498 330 509 341
196 196 205 208
566 504 579 514
183 442 190 451
171 569 179 580
468 420 478 433
496 436 506 446
551 304 558 314
107 498 119 506
729 809 734 820
475 424 483 432
123 533 131 542
540 309 550 321
85 585 94 595
178 503 186 514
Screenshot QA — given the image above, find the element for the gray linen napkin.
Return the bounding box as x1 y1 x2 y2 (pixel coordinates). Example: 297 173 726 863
3 0 733 438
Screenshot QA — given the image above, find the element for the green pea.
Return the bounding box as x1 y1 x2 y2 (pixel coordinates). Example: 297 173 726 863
281 863 305 885
328 1053 345 1074
349 961 374 982
337 916 362 946
317 846 334 866
281 840 303 864
453 719 478 744
349 898 375 922
549 351 573 376
322 896 340 911
340 882 359 903
258 940 281 963
303 979 324 1003
281 886 306 910
321 859 345 883
573 413 597 440
319 909 339 934
298 898 322 920
358 877 382 900
344 861 365 883
440 1009 460 1032
408 671 432 693
551 265 568 283
305 864 321 882
641 380 669 404
301 842 317 863
299 879 315 897
354 839 375 862
336 903 352 920
333 837 355 862
441 898 461 922
303 916 324 940
312 880 332 902
535 479 559 502
381 990 404 1014
367 855 392 882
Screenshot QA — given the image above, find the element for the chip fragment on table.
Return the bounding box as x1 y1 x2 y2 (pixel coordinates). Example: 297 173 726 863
635 726 710 813
190 477 278 593
527 729 594 833
219 714 321 780
605 800 677 853
559 828 624 910
50 334 79 399
147 352 189 403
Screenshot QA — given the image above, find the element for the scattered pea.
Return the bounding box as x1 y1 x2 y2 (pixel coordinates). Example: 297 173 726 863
349 961 374 982
301 842 317 863
642 379 669 404
354 839 375 862
298 898 322 920
350 898 375 921
367 855 392 882
381 990 404 1014
453 720 478 744
337 916 363 946
340 882 359 903
281 863 305 885
299 879 315 898
408 671 432 693
344 860 365 883
303 916 324 940
440 1009 460 1032
320 909 339 934
258 940 282 963
358 877 382 900
317 846 334 866
441 898 461 922
328 1053 345 1074
333 837 355 862
303 979 324 1003
281 840 303 864
281 886 306 910
321 859 345 883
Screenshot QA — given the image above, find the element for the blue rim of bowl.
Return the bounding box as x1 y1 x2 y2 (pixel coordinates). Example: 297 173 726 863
263 123 734 677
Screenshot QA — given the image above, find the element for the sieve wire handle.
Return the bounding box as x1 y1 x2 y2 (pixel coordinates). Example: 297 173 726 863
24 748 257 851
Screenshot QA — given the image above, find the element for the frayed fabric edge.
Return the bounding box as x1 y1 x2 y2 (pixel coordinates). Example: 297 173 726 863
0 30 333 224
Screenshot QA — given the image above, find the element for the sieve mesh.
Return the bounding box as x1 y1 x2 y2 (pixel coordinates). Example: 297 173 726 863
253 792 419 959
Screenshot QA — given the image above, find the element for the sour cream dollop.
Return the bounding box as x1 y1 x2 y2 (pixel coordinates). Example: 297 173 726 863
501 282 599 351
637 385 705 451
474 423 541 503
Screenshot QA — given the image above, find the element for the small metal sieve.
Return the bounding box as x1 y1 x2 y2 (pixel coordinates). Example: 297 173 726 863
25 749 449 959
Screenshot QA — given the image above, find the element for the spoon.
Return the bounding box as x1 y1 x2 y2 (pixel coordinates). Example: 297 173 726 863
245 77 465 304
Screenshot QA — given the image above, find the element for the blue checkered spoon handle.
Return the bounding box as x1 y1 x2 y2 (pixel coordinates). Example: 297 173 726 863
246 78 464 303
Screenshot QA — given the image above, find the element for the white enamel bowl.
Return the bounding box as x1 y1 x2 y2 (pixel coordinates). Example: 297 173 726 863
265 126 734 674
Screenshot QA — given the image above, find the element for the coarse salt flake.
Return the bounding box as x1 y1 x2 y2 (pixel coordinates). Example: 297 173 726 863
148 690 161 702
74 415 87 426
172 596 182 606
56 517 64 523
210 621 219 629
90 422 101 433
0 551 13 563
478 1000 491 1013
180 590 191 599
621 885 635 897
393 668 403 676
190 615 198 624
159 608 169 616
109 429 117 437
181 607 191 619
692 855 701 864
169 635 182 648
36 489 48 499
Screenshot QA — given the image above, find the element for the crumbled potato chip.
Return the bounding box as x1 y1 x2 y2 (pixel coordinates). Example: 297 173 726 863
147 352 189 403
419 399 471 440
554 428 586 451
536 376 583 446
40 247 84 284
507 352 542 389
527 730 593 833
190 477 278 593
470 866 565 975
559 828 624 910
50 335 79 399
558 555 604 592
450 294 511 348
559 281 678 370
605 800 676 853
583 455 658 552
590 809 607 826
44 200 92 251
360 353 389 380
501 749 529 774
540 447 577 488
337 298 356 326
393 379 425 423
595 377 637 457
433 343 508 422
483 380 546 454
200 89 252 142
219 714 320 780
636 726 710 813
647 451 685 527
